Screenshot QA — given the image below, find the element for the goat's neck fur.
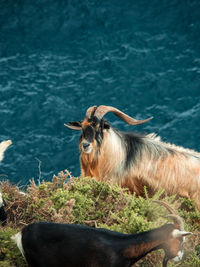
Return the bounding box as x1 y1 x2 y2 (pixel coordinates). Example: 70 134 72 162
122 224 175 264
81 148 99 178
81 128 126 182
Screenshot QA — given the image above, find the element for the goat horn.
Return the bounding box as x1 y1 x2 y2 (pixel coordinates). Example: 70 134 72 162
153 200 184 231
86 106 98 118
94 105 153 125
165 215 184 231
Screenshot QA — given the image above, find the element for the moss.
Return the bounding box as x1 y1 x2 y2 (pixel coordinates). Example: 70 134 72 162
0 228 26 267
0 170 199 267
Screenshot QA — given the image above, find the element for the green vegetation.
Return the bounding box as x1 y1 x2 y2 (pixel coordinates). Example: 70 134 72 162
0 170 200 266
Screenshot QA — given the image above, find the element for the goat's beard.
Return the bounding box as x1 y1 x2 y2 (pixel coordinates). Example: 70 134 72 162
172 250 184 262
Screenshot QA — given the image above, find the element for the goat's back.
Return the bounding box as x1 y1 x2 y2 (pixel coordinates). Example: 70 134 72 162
21 222 130 267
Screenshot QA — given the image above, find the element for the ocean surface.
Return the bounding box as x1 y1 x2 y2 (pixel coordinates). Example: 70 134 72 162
0 0 200 185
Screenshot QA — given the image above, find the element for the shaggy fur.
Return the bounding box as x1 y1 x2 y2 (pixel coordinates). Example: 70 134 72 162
81 126 200 209
66 106 200 209
0 140 12 162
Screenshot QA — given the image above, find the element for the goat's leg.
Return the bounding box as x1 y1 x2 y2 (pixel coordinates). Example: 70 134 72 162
162 256 169 267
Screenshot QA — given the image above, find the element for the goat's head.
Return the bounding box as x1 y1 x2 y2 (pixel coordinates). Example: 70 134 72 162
65 105 152 154
154 200 192 266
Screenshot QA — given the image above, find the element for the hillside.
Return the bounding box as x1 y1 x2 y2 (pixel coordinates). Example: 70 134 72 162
0 170 200 267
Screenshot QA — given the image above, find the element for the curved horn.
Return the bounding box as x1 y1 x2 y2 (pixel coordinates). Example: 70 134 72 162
86 105 98 118
94 105 153 125
153 200 184 231
165 215 184 231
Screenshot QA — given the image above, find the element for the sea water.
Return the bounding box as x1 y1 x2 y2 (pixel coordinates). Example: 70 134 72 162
0 0 200 184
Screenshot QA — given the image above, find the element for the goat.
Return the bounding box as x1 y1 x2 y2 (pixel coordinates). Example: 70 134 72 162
65 105 200 209
0 140 12 162
0 192 7 226
12 201 191 267
0 140 12 225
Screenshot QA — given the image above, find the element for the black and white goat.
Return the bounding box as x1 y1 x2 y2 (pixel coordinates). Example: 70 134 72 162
0 192 7 226
12 201 191 267
0 140 12 225
65 105 200 209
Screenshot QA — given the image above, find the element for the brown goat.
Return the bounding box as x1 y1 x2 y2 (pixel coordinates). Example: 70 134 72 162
65 105 200 209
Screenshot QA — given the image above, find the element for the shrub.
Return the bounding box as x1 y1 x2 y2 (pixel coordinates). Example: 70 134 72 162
0 170 199 266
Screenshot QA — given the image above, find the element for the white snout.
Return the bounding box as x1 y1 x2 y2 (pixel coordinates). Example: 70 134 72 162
82 142 93 154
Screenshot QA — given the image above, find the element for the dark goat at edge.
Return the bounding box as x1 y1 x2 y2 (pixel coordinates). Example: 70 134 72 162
12 201 191 267
65 105 200 209
0 140 12 225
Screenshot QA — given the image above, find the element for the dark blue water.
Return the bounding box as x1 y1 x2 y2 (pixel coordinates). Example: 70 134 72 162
0 0 200 184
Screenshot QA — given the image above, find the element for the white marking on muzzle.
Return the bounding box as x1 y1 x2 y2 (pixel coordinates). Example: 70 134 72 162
82 141 93 154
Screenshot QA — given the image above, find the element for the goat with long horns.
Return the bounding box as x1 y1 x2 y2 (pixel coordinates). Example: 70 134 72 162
65 105 200 209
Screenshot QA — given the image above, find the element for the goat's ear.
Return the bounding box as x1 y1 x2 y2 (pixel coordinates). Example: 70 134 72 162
180 231 193 237
64 121 82 130
172 229 192 238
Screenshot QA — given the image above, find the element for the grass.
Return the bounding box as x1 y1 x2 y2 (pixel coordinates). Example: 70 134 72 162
0 170 200 266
